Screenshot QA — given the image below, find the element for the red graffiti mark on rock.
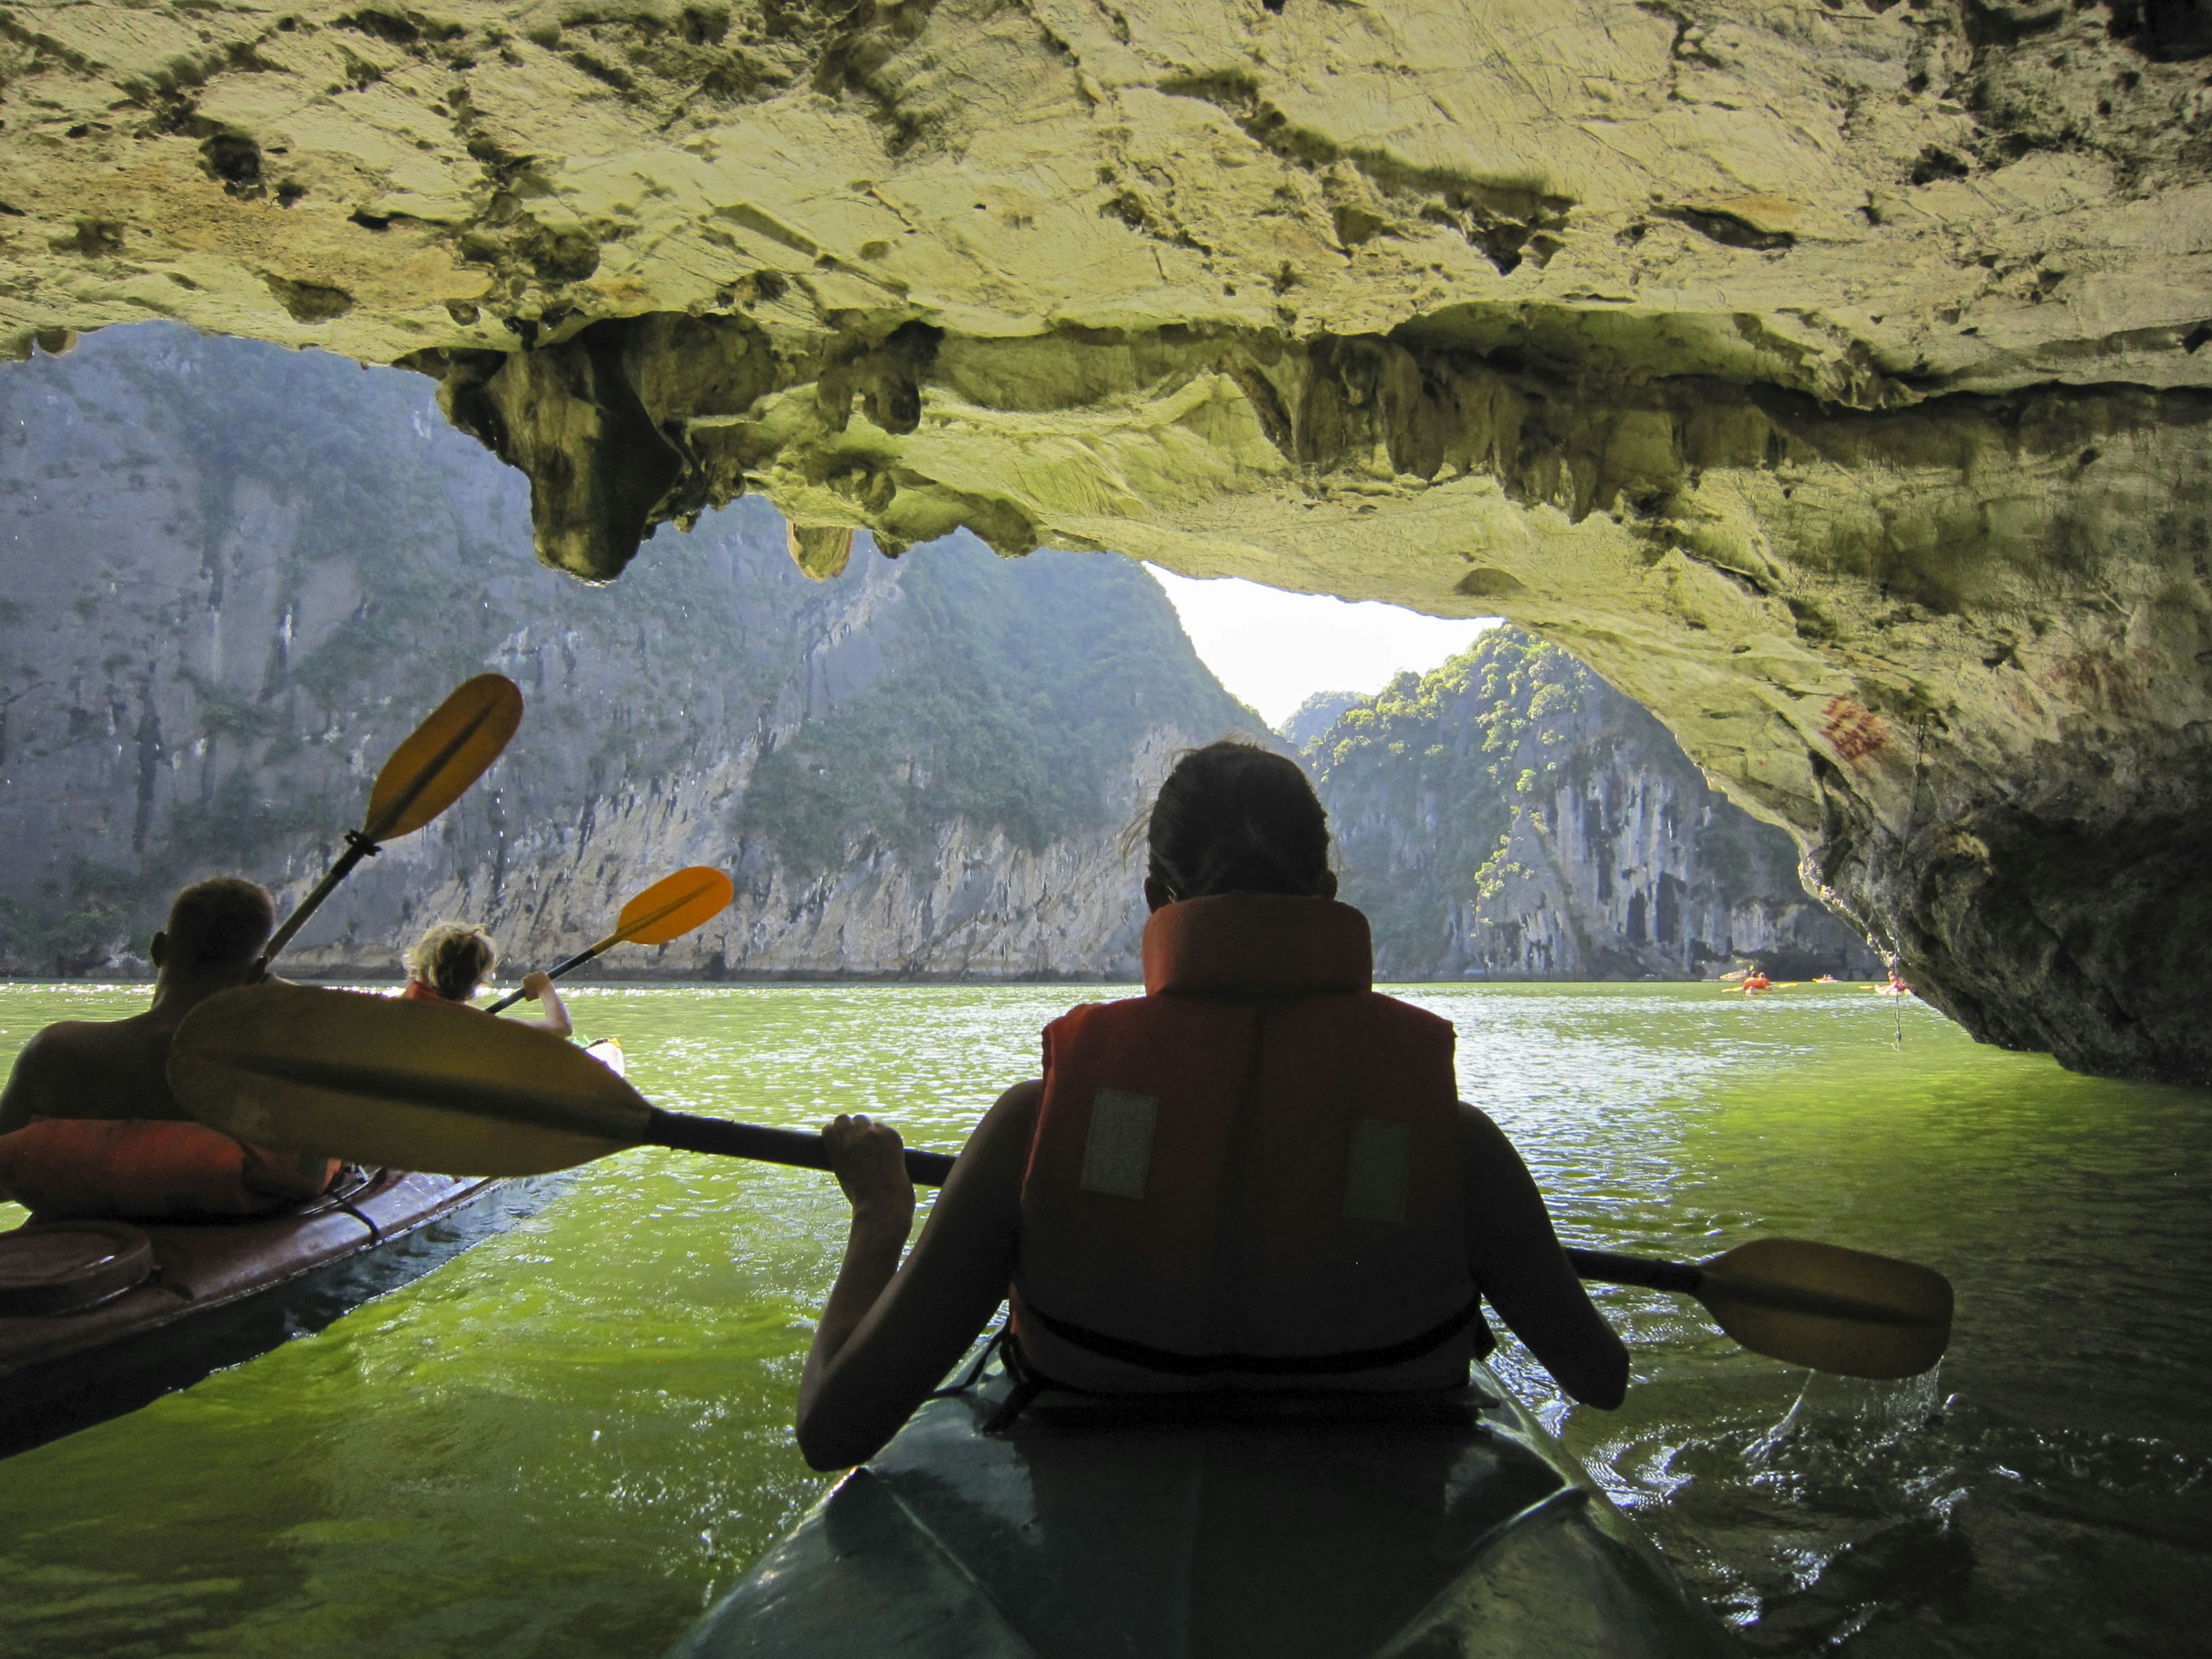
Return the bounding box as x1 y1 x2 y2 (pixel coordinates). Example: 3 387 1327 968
1821 697 1889 762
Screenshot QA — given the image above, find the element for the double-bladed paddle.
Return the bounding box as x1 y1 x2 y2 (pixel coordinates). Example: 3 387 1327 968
169 983 1952 1381
482 866 735 1014
259 675 525 967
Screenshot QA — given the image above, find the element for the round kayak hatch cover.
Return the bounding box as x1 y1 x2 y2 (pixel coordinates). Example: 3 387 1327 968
0 1221 156 1316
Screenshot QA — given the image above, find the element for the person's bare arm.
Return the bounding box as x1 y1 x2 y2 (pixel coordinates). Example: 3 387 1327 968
514 972 573 1038
795 1080 1039 1471
0 1029 68 1136
1460 1103 1628 1409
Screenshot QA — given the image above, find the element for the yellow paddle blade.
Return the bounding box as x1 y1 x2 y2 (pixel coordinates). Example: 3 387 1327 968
364 674 525 841
1696 1237 1953 1380
169 983 649 1177
612 866 736 946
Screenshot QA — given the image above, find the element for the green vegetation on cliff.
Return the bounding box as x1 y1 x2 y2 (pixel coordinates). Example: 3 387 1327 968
1302 631 1584 967
1299 630 1874 980
740 536 1256 871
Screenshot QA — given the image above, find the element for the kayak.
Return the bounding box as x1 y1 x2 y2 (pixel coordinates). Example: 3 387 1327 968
670 1340 1734 1659
0 1164 539 1459
0 1035 620 1459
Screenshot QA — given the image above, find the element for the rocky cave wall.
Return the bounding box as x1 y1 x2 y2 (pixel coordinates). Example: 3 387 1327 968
1 0 2207 1078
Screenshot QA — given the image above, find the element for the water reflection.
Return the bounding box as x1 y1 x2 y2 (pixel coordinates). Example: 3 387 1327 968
0 982 2205 1657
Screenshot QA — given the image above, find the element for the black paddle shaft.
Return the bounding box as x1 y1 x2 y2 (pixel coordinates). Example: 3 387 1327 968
640 1111 1707 1296
260 834 377 967
484 942 606 1015
1563 1247 1703 1295
645 1109 958 1187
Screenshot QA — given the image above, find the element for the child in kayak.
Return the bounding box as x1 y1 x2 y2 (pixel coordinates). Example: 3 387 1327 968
796 740 1628 1471
400 921 571 1037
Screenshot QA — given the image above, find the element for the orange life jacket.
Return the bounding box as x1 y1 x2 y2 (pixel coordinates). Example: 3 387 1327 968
1009 893 1483 1394
0 1119 340 1221
401 978 462 1005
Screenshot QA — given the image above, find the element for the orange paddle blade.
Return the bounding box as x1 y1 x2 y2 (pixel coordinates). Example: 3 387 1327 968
612 866 735 946
364 675 524 840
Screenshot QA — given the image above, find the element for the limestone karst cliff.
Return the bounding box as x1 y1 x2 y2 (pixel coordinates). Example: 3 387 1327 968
0 324 1259 980
1278 690 1362 756
0 0 2207 1077
1302 630 1880 982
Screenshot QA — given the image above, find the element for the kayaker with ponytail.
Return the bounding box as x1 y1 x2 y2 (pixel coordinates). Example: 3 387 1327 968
794 738 1627 1471
400 921 571 1037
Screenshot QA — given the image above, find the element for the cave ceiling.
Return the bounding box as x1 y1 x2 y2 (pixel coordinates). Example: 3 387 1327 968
2 0 2209 1082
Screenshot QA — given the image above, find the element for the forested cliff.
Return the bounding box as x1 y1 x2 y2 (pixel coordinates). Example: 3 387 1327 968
1302 632 1880 982
0 326 1256 981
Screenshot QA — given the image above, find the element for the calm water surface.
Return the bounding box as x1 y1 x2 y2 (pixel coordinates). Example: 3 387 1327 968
0 982 2206 1657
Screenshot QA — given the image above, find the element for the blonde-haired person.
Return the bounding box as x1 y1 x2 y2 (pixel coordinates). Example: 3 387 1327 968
400 921 571 1037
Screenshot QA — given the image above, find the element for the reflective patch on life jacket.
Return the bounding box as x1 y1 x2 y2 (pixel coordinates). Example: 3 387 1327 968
1079 1089 1156 1199
1341 1118 1410 1224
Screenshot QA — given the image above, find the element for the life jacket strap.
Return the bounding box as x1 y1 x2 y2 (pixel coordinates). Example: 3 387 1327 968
980 1330 1055 1434
1018 1292 1486 1379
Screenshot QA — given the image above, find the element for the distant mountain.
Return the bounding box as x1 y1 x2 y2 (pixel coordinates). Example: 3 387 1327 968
1304 630 1878 980
0 325 1260 981
1278 690 1363 753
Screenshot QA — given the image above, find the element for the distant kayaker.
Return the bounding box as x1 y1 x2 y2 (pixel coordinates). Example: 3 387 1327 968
0 877 278 1135
400 921 571 1037
793 739 1629 1471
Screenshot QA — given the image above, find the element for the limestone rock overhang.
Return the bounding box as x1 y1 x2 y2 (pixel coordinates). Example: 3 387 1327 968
2 0 2208 1082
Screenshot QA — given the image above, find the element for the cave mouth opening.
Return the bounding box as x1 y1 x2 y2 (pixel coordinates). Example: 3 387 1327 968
1 323 1886 1012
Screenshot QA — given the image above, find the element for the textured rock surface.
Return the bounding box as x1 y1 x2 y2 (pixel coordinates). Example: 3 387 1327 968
0 325 1256 980
1 1 2207 1075
1304 630 1880 981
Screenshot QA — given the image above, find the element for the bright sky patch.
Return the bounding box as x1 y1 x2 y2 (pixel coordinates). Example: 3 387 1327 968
1146 566 1499 728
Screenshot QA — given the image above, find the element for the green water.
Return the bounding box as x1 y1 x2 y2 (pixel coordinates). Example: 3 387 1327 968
0 982 2206 1658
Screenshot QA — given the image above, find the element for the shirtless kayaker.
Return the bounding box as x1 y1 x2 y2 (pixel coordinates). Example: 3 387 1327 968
793 739 1627 1471
0 877 275 1136
400 920 571 1037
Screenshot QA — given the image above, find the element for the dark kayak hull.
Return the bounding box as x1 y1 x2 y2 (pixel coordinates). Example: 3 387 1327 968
0 1168 546 1459
672 1348 1734 1659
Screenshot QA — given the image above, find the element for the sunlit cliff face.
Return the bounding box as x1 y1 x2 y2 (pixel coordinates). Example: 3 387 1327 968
2 0 2208 1081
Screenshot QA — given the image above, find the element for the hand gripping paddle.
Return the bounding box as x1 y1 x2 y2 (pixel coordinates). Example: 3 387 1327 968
260 675 525 966
170 984 1952 1379
483 866 735 1014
